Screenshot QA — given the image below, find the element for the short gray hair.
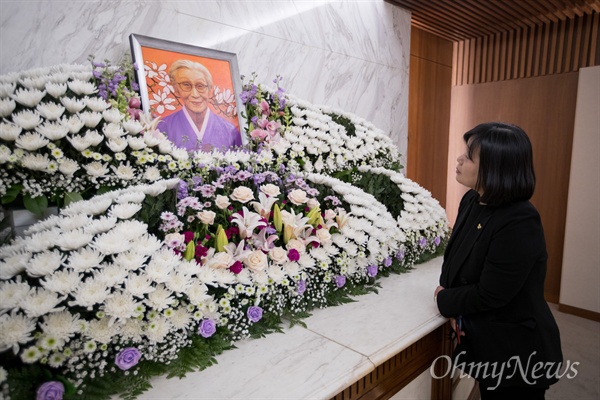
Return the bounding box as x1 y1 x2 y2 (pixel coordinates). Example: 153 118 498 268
169 59 213 90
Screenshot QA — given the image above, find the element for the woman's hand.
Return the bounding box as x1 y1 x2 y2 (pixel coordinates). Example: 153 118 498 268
434 285 444 302
450 317 466 337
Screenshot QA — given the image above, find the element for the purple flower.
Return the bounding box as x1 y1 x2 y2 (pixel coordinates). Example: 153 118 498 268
396 250 405 260
177 180 189 199
287 248 300 262
383 256 393 267
418 237 427 248
434 236 441 246
297 279 306 295
115 347 142 371
367 265 378 277
36 381 64 400
335 275 346 288
199 319 217 338
247 306 263 323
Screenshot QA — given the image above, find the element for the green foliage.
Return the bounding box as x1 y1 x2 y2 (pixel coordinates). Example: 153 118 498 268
1 184 23 205
137 188 177 237
328 114 356 137
165 333 233 379
248 311 285 339
23 194 49 217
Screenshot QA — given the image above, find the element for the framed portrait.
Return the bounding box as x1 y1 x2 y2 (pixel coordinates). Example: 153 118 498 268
129 34 246 150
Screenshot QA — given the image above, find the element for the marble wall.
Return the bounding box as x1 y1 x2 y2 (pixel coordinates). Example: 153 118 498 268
0 0 411 161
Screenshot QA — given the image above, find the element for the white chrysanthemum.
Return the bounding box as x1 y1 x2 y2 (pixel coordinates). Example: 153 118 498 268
145 284 175 311
45 82 68 98
57 158 79 176
165 272 191 293
142 166 161 181
66 134 92 151
0 311 36 353
91 230 131 255
20 287 65 318
62 115 84 135
104 291 139 323
130 234 164 256
185 280 210 305
84 96 109 112
169 307 193 330
106 137 127 152
0 365 7 383
83 196 114 216
111 162 135 180
109 202 142 219
79 111 102 128
170 147 189 161
67 79 97 96
85 129 103 145
70 278 110 309
94 262 129 287
83 161 109 177
0 82 16 97
0 277 31 311
120 318 144 343
0 122 21 141
19 76 49 90
140 181 168 196
0 145 11 162
145 259 173 284
60 97 86 113
40 269 81 295
298 253 316 268
83 215 117 236
176 259 199 277
11 88 46 107
15 132 49 151
143 130 166 147
67 247 104 272
0 252 31 279
283 261 301 277
35 102 65 120
0 98 16 118
11 110 42 130
125 273 155 297
26 249 65 277
116 191 145 205
55 229 93 251
267 264 286 283
102 108 122 123
122 119 144 134
102 122 126 139
85 318 117 344
35 121 70 140
40 310 81 340
146 315 172 343
127 136 146 150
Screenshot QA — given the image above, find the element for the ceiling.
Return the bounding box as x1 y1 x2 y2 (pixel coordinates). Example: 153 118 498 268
387 0 600 42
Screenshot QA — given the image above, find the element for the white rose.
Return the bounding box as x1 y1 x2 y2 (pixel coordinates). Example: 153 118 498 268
324 209 337 220
197 210 216 225
230 186 254 203
287 189 308 205
244 250 268 272
316 228 332 244
307 198 320 209
268 247 288 264
286 239 306 254
206 252 233 270
260 184 281 197
215 195 230 209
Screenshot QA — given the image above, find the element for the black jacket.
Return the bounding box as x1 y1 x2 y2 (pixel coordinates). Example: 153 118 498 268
437 190 562 388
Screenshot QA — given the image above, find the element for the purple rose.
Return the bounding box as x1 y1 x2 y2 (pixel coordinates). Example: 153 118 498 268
36 381 64 400
383 256 393 267
115 347 142 371
287 249 300 262
199 319 216 338
418 237 427 248
367 265 378 277
434 236 441 246
247 306 263 323
335 275 346 288
297 279 306 295
396 250 405 260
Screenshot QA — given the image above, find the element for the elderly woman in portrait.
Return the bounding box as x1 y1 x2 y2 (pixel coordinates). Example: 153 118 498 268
158 59 242 152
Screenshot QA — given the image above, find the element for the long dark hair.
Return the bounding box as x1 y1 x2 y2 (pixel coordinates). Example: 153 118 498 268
464 122 536 206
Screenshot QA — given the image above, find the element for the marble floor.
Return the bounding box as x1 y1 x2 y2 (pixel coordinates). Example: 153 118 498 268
545 304 600 400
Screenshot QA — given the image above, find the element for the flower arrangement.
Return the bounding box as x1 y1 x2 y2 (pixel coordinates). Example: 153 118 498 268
0 60 188 216
0 62 449 400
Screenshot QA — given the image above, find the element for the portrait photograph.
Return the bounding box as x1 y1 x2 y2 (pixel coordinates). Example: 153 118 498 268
130 34 245 151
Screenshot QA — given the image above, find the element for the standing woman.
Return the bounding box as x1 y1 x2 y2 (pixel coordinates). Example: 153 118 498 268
434 122 563 399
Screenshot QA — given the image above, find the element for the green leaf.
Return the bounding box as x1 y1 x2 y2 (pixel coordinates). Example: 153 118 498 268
1 184 23 205
23 194 48 217
64 192 84 207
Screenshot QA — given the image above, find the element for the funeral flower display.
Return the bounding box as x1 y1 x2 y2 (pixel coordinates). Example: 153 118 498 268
0 63 449 400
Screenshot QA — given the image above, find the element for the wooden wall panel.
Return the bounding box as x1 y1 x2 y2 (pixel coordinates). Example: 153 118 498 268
407 27 453 207
453 11 599 85
446 73 579 303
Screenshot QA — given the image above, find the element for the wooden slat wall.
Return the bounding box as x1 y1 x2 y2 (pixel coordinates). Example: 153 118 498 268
453 11 600 85
407 28 453 207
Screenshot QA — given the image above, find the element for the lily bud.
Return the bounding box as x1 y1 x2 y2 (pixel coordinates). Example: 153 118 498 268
306 206 321 226
283 224 294 244
215 224 229 252
184 239 196 261
273 203 283 232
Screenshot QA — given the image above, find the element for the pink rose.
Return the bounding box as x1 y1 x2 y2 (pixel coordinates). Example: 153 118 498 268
250 128 268 140
259 99 271 116
197 210 216 225
230 186 254 203
215 195 230 209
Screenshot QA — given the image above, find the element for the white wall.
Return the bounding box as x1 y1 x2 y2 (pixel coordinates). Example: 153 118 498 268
0 0 410 161
559 66 600 313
